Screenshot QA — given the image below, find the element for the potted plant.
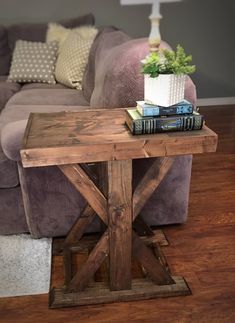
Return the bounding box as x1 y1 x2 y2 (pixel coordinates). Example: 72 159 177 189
141 44 196 107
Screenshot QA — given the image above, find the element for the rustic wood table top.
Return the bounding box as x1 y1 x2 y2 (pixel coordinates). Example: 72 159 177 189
21 108 218 168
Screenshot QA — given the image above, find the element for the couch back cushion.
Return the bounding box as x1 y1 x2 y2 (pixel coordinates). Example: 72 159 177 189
7 13 95 53
0 26 11 75
2 13 95 76
82 27 130 103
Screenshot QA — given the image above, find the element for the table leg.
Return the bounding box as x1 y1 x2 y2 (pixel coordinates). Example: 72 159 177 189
108 160 132 291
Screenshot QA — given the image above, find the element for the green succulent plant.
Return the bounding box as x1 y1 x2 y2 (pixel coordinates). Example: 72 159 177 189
141 44 196 78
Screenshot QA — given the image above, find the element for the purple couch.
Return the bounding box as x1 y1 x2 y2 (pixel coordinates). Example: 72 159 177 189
0 18 196 238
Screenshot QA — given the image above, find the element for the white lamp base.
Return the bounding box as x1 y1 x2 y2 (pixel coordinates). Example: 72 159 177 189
120 0 183 51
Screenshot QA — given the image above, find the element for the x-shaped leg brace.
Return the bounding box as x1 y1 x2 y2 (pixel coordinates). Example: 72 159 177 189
58 157 175 293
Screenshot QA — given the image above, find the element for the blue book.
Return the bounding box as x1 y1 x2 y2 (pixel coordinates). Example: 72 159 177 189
136 99 194 117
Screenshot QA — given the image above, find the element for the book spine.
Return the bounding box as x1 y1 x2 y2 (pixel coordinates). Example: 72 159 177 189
125 112 143 135
137 104 193 117
132 114 204 135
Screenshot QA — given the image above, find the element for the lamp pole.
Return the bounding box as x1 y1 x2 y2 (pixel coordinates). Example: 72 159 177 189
120 0 182 51
149 1 162 51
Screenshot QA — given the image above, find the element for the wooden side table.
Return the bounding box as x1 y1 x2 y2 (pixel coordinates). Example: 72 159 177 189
20 108 218 308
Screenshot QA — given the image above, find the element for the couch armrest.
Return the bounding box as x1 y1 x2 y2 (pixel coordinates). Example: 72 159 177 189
1 119 27 161
90 37 197 108
0 77 21 112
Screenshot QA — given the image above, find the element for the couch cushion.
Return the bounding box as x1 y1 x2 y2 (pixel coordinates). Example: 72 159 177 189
7 14 95 53
0 148 19 188
21 82 68 91
0 26 11 75
5 88 89 107
0 76 21 113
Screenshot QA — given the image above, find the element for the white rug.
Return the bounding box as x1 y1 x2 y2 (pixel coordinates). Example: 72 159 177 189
0 234 52 297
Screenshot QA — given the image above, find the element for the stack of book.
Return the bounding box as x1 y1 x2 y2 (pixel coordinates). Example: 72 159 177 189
125 99 204 135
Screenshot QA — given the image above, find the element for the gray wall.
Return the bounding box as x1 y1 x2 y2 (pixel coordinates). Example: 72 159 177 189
0 0 234 98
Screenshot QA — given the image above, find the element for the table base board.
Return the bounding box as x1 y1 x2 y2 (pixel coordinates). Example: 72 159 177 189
49 276 191 308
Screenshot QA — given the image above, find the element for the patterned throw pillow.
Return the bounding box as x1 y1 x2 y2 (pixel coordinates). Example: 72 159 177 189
8 40 58 84
55 26 97 90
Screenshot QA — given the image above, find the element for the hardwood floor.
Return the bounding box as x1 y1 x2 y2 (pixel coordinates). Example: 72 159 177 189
0 105 235 323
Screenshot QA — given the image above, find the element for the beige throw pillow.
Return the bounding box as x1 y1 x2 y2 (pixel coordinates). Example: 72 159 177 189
8 40 58 84
46 23 72 52
55 26 97 90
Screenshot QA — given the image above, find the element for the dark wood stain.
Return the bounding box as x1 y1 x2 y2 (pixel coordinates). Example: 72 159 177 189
20 108 217 167
1 105 235 322
108 160 132 291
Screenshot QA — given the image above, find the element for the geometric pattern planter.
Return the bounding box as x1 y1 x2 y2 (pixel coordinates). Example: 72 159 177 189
144 74 186 107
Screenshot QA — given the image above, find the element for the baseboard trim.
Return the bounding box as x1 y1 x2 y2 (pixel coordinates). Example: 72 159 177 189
197 97 235 106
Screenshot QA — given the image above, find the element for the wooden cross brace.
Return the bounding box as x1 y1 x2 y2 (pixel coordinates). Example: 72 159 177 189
58 157 175 293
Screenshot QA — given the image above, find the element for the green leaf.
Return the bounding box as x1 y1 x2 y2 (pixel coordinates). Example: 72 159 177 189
141 44 196 76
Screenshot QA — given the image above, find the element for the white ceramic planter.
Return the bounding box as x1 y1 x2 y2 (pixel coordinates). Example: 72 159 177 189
144 74 186 107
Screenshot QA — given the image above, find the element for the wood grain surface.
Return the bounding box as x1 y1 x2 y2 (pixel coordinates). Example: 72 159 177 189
49 276 190 308
108 160 132 291
20 109 218 167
